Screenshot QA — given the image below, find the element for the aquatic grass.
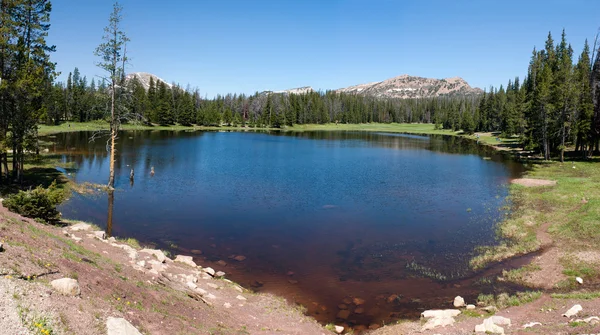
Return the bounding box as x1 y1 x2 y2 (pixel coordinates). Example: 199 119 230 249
477 291 542 309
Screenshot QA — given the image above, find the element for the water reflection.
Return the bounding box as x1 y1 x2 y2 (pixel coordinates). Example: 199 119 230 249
47 129 524 329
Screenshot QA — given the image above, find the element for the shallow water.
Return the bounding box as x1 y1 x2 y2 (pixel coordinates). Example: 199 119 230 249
51 130 523 328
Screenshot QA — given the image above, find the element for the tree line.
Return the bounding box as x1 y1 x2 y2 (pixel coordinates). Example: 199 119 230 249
3 0 600 192
0 0 55 183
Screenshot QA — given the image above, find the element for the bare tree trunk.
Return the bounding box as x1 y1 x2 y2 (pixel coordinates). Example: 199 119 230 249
108 81 116 189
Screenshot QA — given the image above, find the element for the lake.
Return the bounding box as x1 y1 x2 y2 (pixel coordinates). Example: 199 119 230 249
49 130 524 328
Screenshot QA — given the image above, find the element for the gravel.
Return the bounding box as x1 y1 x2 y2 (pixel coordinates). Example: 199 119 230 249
0 278 31 335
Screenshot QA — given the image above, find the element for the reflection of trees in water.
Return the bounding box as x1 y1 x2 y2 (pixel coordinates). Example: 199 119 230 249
46 130 207 179
106 189 114 237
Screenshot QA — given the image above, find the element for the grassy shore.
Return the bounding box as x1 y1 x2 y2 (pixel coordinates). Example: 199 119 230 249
471 160 600 288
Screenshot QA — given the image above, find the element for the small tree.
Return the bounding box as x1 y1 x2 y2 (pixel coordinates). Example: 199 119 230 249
94 2 129 189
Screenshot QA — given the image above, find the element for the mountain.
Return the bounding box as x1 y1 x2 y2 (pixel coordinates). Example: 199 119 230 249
125 72 172 90
335 74 482 99
264 86 315 95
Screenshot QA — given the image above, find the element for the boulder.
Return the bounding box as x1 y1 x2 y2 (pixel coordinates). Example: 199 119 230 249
50 278 80 296
174 255 197 267
563 304 582 318
140 248 167 263
203 267 216 276
466 304 476 310
573 316 599 325
334 325 344 334
422 315 455 331
482 305 499 313
453 295 466 308
336 310 351 320
106 317 142 335
92 230 106 240
353 297 365 305
354 307 364 314
215 271 226 278
522 322 542 329
70 222 92 231
421 309 461 319
475 316 510 334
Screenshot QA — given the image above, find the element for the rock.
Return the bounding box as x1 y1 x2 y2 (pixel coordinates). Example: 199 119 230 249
0 242 3 252
368 324 380 330
483 305 499 313
106 317 142 335
334 325 344 334
354 307 364 314
288 279 298 284
174 255 197 267
336 310 351 320
489 316 511 326
522 322 542 329
92 230 106 240
574 316 600 325
140 248 167 263
190 249 203 255
338 304 348 310
223 302 232 309
207 293 217 300
216 260 227 267
576 277 583 284
203 267 216 276
387 294 399 303
421 309 461 318
50 278 80 296
70 234 82 242
342 297 352 305
466 304 476 310
70 222 92 231
353 297 365 305
562 304 582 318
475 318 505 334
207 283 219 289
236 295 247 301
233 255 246 261
422 316 455 331
108 237 116 243
453 295 465 308
186 282 197 290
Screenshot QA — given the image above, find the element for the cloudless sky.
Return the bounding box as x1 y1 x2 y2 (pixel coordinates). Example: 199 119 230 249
48 0 600 98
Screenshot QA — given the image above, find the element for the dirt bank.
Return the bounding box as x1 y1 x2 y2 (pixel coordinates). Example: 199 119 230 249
2 202 600 334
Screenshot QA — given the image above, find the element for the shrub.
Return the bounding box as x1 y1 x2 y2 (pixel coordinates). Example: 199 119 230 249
4 182 62 222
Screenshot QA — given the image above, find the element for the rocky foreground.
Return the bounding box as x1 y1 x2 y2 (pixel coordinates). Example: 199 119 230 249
1 203 600 334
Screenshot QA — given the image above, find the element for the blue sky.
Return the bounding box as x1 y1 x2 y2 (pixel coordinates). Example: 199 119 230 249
48 0 600 97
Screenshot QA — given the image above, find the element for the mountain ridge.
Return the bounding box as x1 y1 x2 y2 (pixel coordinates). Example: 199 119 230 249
335 74 483 99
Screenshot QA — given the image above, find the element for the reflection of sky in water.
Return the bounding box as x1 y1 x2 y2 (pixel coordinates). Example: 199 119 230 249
54 130 521 275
